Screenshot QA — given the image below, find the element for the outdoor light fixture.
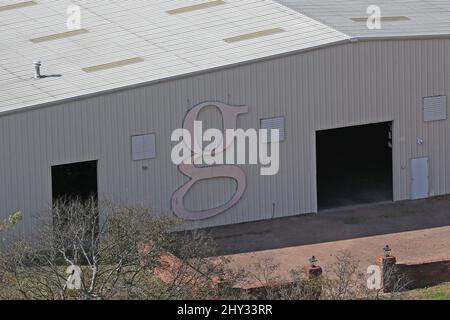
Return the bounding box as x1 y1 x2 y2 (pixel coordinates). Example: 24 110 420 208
309 256 318 267
383 245 392 257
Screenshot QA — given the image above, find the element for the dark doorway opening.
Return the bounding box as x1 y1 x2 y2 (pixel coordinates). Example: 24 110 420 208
51 161 99 251
316 122 393 210
51 160 98 203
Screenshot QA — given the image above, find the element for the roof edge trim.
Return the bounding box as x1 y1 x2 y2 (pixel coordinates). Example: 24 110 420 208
2 34 450 117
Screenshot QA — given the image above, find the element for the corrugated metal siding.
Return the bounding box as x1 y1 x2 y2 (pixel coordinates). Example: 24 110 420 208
1 38 450 232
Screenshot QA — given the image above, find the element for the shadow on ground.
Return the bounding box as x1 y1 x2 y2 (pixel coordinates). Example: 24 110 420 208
203 196 450 255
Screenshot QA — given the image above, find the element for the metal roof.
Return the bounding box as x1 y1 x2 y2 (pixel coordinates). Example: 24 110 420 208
276 0 450 37
0 0 349 113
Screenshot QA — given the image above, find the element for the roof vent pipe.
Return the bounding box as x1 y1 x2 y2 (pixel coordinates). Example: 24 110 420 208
33 61 42 79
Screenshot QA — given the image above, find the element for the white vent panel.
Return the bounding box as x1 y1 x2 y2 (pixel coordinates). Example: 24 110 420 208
424 96 447 122
261 116 285 143
132 134 156 160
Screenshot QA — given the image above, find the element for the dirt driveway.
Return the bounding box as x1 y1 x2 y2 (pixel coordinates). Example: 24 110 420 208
206 196 450 279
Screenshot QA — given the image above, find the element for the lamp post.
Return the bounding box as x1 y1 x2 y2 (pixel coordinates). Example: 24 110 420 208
309 255 318 267
304 255 322 299
383 245 392 257
305 255 322 278
378 244 397 293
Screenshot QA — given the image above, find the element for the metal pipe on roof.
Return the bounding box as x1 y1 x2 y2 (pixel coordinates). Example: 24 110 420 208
33 61 42 79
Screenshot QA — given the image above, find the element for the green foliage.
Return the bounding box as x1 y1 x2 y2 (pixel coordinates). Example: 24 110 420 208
0 211 22 232
406 282 450 300
8 211 23 225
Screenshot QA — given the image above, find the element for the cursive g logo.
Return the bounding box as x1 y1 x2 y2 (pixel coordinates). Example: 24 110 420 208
171 101 248 220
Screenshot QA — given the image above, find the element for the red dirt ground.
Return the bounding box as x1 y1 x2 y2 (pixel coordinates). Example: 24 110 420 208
207 196 450 280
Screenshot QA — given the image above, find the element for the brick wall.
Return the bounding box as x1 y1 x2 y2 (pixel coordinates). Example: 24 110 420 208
397 259 450 289
379 256 450 291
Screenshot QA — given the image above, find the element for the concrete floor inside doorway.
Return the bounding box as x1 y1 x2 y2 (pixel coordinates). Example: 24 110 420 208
206 196 450 279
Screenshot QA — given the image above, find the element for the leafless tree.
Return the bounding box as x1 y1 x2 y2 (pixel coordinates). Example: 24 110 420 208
0 199 241 300
0 204 411 300
320 250 366 299
320 250 409 300
242 250 409 300
243 258 325 300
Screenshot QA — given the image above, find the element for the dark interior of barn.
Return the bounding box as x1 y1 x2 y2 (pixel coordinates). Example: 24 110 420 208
316 122 393 210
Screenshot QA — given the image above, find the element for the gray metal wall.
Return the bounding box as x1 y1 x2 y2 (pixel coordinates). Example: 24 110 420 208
1 38 450 234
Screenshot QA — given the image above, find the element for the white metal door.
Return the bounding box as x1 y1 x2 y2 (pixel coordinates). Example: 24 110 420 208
411 157 429 200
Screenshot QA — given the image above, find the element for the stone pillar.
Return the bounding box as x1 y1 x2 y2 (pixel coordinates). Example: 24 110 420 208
303 264 323 299
304 265 323 279
377 255 397 293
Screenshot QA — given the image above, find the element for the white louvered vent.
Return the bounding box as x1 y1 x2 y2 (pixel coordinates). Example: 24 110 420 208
261 116 285 143
424 96 447 122
132 134 156 160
